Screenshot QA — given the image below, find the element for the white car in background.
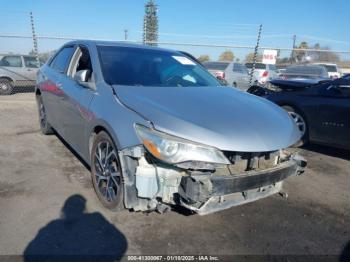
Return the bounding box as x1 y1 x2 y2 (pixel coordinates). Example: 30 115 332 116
0 55 40 95
245 62 279 85
315 63 341 79
203 61 257 91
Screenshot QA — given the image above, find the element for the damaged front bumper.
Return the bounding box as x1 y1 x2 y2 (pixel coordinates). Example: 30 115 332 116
178 155 306 215
119 147 307 215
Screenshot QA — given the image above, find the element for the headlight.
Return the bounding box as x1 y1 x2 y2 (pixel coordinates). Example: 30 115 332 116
135 124 230 165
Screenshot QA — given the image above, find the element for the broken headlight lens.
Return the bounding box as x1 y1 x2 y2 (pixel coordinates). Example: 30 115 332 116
135 124 230 165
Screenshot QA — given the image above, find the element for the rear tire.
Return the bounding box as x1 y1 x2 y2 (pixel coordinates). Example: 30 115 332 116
90 131 124 211
282 105 308 147
37 95 54 135
0 78 14 95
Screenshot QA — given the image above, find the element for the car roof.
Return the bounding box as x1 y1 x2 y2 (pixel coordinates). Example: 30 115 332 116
315 63 337 66
63 40 180 54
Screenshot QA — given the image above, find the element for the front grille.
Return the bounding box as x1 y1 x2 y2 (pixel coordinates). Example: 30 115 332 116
222 151 280 175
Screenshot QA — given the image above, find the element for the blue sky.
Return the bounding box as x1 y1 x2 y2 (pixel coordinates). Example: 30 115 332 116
1 0 350 60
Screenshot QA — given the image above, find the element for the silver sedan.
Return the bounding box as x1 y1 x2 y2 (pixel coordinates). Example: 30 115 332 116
36 40 306 215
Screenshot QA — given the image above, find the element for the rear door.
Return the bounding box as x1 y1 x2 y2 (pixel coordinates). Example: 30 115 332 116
313 79 350 148
22 56 40 81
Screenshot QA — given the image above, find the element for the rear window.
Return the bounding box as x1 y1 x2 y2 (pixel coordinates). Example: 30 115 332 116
245 63 266 70
268 64 277 71
203 62 229 70
285 66 326 76
320 65 337 72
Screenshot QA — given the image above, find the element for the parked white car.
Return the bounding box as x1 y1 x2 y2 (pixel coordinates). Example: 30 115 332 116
245 62 279 85
0 55 40 95
203 61 257 91
314 63 341 79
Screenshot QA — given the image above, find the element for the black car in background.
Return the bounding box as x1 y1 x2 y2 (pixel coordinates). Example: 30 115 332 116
248 76 350 150
280 65 330 80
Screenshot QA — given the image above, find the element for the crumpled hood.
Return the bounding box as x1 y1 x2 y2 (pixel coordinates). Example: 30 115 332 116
114 85 301 152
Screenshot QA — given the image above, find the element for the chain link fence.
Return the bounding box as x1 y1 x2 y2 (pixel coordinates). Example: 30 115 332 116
1 33 350 95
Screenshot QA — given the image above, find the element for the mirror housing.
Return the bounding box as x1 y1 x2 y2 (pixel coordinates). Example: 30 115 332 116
74 70 94 89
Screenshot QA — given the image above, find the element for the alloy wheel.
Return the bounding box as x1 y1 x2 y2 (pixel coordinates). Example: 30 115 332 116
93 141 122 203
288 111 306 137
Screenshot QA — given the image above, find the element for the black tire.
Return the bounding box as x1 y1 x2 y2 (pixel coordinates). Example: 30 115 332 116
0 78 14 95
282 105 308 147
36 95 54 135
90 131 124 211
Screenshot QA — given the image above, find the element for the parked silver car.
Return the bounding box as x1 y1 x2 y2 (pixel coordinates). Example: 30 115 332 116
0 55 40 95
204 61 257 91
245 62 279 85
36 41 306 215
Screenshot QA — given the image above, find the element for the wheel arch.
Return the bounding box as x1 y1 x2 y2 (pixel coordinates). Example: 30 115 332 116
88 121 123 161
278 102 310 142
0 76 14 83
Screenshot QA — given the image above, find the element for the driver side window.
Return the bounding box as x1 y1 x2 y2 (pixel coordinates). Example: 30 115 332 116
69 46 93 82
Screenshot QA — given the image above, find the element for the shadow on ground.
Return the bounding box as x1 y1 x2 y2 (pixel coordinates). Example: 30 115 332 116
340 241 350 262
302 144 350 161
23 194 127 261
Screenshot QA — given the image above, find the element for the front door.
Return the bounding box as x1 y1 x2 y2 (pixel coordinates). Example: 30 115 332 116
314 79 350 148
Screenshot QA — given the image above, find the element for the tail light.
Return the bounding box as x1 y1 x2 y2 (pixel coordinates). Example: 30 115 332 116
262 71 269 77
222 72 225 79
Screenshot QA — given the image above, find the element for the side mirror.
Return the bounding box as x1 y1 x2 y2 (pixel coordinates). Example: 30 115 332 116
74 69 91 83
74 70 94 89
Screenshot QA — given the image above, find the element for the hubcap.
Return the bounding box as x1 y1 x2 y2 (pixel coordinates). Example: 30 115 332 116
288 111 306 137
94 141 121 202
0 83 8 91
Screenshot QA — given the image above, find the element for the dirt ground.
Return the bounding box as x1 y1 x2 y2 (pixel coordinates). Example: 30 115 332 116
0 92 349 260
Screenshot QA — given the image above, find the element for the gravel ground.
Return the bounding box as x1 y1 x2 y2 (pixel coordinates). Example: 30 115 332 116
0 93 349 260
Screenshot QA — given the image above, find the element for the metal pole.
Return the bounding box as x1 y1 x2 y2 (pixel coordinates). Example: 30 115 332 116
124 29 128 40
249 24 262 85
30 11 39 63
290 34 296 64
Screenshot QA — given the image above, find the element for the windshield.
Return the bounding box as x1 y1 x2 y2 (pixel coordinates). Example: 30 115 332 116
98 46 221 87
203 62 229 71
245 63 267 70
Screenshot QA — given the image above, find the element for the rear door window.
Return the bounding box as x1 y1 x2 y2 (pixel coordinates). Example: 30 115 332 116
24 56 40 68
50 46 75 73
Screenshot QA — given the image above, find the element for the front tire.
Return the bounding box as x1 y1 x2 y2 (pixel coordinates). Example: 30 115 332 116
0 78 14 95
282 105 308 147
37 95 54 135
91 131 124 211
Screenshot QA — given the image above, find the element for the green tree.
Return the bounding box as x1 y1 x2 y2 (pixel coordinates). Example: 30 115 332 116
309 43 340 62
143 0 159 46
294 41 309 62
244 52 263 63
197 55 210 63
219 50 234 61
